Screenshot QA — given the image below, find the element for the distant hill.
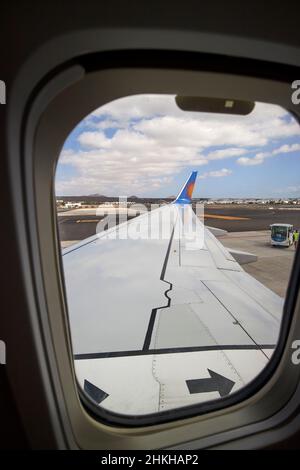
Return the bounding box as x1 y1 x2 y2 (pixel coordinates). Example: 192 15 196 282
56 194 176 205
56 194 208 203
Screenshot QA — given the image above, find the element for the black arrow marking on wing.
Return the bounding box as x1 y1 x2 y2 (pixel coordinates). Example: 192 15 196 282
186 369 235 397
84 379 109 405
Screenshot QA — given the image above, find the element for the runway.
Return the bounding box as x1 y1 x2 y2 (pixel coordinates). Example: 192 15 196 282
57 205 300 241
58 214 136 241
198 205 300 231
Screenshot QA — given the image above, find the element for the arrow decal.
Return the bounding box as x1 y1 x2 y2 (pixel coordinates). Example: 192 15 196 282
84 379 109 405
186 369 235 397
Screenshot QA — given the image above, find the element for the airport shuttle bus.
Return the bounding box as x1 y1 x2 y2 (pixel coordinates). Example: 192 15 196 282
270 223 293 247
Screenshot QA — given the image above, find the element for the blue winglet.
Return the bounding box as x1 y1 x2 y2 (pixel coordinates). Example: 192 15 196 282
174 171 198 204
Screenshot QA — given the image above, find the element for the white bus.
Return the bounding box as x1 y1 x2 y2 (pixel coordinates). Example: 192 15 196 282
270 223 293 247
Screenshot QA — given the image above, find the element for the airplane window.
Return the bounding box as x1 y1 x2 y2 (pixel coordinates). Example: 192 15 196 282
55 95 300 419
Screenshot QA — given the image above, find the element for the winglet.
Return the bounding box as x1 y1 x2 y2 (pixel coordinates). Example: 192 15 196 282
174 171 198 204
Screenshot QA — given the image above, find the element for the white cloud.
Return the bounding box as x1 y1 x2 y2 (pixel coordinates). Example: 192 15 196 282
134 115 268 148
78 131 111 148
272 143 300 155
56 95 300 195
199 168 233 179
205 148 247 160
237 154 265 166
237 142 300 166
90 94 175 121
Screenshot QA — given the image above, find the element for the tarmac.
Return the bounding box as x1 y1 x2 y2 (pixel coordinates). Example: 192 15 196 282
58 206 298 298
58 204 300 238
221 231 295 297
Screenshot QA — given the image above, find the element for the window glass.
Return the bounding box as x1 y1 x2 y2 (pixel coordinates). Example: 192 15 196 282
55 95 300 417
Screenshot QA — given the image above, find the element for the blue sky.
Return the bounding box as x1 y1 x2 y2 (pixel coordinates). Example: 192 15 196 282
56 95 300 198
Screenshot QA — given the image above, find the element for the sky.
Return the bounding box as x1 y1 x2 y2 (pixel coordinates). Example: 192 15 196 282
55 95 300 198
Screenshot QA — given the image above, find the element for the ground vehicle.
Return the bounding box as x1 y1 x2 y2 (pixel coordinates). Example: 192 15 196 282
270 224 293 247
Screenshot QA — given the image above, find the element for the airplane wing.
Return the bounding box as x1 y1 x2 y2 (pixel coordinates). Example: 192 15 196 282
61 171 283 415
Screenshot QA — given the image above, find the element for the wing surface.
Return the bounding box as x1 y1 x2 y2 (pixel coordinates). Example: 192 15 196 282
61 173 283 414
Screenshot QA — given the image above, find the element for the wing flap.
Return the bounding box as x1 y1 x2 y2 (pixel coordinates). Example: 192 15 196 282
75 347 269 414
